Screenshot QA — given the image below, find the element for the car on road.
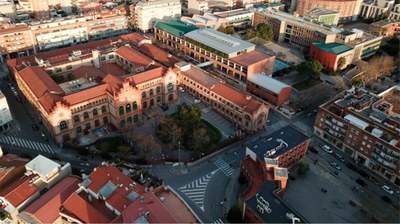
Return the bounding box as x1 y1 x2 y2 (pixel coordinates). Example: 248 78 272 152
330 161 341 170
308 146 318 154
178 86 185 92
356 178 367 188
15 95 22 102
334 153 345 162
322 145 333 153
346 162 358 171
382 185 394 195
40 132 48 141
357 170 370 180
194 99 201 104
381 196 392 204
31 124 39 131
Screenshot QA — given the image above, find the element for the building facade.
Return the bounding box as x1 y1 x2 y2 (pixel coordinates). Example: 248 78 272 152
0 89 13 132
309 43 354 71
7 33 180 144
314 87 400 185
131 0 181 32
252 9 339 48
296 0 363 22
188 0 209 15
304 8 340 25
176 62 269 133
0 25 35 61
368 20 400 37
155 20 275 82
389 4 400 20
359 0 395 19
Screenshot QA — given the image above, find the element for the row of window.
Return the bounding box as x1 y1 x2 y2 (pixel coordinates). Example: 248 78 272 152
120 115 140 127
119 101 138 115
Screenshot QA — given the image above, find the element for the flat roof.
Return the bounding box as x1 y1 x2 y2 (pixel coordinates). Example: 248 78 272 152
344 114 369 130
155 19 197 37
230 50 273 67
247 73 290 94
312 42 353 55
25 155 60 177
306 8 339 16
213 8 253 18
184 28 255 55
182 64 220 88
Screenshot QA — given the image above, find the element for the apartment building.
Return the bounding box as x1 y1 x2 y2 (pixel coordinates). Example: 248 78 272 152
252 8 340 48
360 0 395 20
336 29 382 60
233 0 265 8
7 33 180 144
239 126 309 222
188 0 209 15
155 20 275 82
368 20 400 37
176 62 269 133
389 4 400 20
296 0 363 22
314 86 400 185
0 8 128 61
213 8 254 28
0 89 13 131
131 0 181 32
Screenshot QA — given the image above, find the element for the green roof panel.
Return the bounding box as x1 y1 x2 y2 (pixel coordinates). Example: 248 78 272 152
155 19 197 37
313 42 353 55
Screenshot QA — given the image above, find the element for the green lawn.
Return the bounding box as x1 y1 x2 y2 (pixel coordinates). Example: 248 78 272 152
201 119 222 145
292 78 322 91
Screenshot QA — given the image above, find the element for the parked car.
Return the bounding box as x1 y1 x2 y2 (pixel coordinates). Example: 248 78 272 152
381 196 392 204
357 170 370 180
355 178 367 188
40 132 48 141
178 86 185 92
15 95 22 102
322 145 333 154
194 99 201 104
334 153 345 162
330 161 341 170
382 185 394 195
31 124 39 131
308 146 319 154
346 162 358 171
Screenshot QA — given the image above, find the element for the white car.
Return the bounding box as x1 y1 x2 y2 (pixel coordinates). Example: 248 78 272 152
322 145 333 154
382 185 394 195
194 99 201 104
178 87 185 92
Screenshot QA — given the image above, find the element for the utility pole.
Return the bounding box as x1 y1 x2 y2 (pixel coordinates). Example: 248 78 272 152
178 141 181 166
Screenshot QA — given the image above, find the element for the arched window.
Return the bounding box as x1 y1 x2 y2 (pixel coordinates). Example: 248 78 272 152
74 115 80 123
156 86 161 93
156 96 161 102
83 112 89 119
119 106 124 115
133 114 139 123
93 109 98 116
76 126 82 133
149 89 154 96
143 101 147 108
142 91 146 98
60 121 68 130
245 114 252 121
132 101 138 110
127 117 132 123
126 104 131 113
167 83 173 92
120 119 126 127
85 123 91 129
101 105 107 112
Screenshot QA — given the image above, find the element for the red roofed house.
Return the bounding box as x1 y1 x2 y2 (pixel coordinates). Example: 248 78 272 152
0 154 29 189
7 33 179 144
176 62 269 133
18 176 81 224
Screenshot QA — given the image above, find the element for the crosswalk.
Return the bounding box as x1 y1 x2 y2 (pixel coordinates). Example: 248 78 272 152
212 219 224 224
178 170 216 211
214 158 235 177
0 135 55 154
292 121 313 133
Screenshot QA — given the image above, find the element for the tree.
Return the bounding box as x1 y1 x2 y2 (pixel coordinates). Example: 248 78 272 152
355 56 396 84
226 205 243 223
156 116 182 147
297 162 310 175
245 28 257 39
301 60 323 78
129 131 161 161
337 56 346 70
255 23 274 41
190 127 209 151
218 26 235 34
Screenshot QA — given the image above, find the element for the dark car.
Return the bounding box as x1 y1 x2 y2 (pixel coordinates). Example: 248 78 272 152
356 178 368 188
346 162 358 171
381 196 392 204
31 124 39 131
40 132 48 141
308 146 319 154
357 170 370 179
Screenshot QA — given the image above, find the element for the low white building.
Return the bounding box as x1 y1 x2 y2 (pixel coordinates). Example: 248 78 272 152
388 4 400 20
188 0 209 15
0 90 12 132
359 0 395 19
133 0 181 32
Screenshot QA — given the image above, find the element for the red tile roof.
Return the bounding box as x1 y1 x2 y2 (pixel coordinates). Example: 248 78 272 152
120 191 177 223
0 25 30 35
129 67 165 85
61 192 111 223
72 66 106 79
0 154 29 189
22 176 81 223
86 165 144 212
100 63 126 77
115 46 154 68
62 84 108 106
0 175 39 207
139 43 181 67
119 33 148 45
102 74 123 95
230 50 274 67
211 82 264 113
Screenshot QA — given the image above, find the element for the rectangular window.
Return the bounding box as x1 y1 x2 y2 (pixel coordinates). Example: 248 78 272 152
109 54 114 59
101 56 106 61
66 65 72 70
55 68 62 73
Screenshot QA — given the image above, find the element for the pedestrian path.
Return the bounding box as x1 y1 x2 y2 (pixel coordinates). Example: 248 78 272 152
178 170 216 211
292 121 312 133
0 135 55 154
212 219 224 224
214 158 235 177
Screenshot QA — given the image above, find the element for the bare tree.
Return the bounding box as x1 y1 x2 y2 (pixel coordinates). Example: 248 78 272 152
355 56 396 84
190 127 209 151
133 133 161 161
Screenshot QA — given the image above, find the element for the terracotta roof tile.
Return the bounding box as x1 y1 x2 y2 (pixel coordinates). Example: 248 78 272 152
72 66 106 79
129 67 165 85
100 63 126 77
0 175 39 207
62 192 111 223
230 50 274 67
102 74 123 95
115 46 154 68
0 25 30 35
0 154 29 189
22 176 81 223
62 84 108 106
139 43 181 67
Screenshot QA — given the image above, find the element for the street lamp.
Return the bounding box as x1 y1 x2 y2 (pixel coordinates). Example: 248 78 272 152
178 141 181 166
200 152 204 160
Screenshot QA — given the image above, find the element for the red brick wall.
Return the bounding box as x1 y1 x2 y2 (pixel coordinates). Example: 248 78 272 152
309 44 338 71
246 82 291 107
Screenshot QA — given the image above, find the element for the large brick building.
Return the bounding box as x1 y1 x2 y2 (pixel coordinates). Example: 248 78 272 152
296 0 363 22
314 86 400 185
